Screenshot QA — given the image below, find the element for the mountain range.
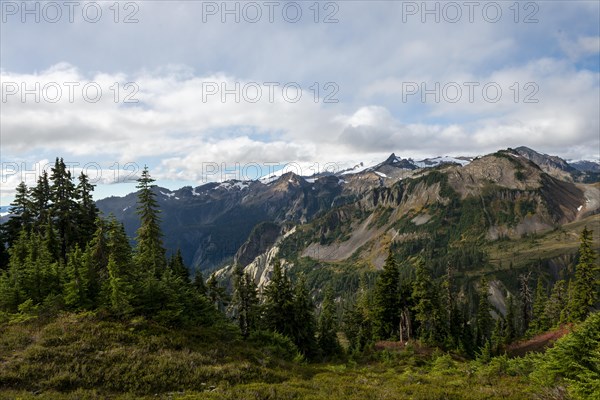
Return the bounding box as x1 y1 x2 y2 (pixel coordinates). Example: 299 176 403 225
94 147 599 284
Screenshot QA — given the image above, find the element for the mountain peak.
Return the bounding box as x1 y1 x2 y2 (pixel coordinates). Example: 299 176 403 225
383 153 400 164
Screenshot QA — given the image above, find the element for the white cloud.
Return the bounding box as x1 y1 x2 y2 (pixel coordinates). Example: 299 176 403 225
559 35 600 60
1 2 599 202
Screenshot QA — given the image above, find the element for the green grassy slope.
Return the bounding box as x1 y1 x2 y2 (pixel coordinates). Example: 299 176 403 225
0 312 553 400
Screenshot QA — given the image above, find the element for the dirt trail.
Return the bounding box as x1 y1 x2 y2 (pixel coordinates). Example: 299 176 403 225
507 326 571 357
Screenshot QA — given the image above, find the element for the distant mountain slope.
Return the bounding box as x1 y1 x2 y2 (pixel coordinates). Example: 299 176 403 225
96 147 599 274
570 160 600 173
515 146 599 183
97 173 349 270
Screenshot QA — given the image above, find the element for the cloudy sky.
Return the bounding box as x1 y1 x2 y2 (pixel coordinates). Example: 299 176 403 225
1 0 599 203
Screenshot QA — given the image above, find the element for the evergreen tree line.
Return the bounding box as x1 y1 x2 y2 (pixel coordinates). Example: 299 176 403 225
228 261 342 360
0 161 597 361
342 229 599 357
0 162 341 360
0 163 216 327
1 158 98 264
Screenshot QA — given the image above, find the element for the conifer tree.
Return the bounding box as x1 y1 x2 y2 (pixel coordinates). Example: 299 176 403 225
562 280 575 323
76 172 99 247
373 250 401 339
491 316 505 354
568 227 599 322
412 257 442 343
64 246 90 309
232 264 259 338
206 274 229 312
543 279 568 327
168 249 190 283
292 274 318 358
107 254 134 316
317 284 341 358
504 294 517 344
518 272 533 334
262 260 295 338
192 268 207 296
457 300 476 355
529 277 549 333
154 268 187 326
476 277 493 348
43 216 60 262
105 217 134 316
343 274 374 351
5 182 33 245
0 231 30 311
442 262 460 347
0 267 25 313
84 218 109 306
50 158 78 262
0 230 8 271
24 232 57 304
134 166 166 274
30 171 51 234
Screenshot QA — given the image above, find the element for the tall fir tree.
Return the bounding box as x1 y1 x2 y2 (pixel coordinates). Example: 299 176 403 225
106 254 134 316
0 227 9 271
292 274 318 359
232 264 259 338
442 262 460 347
373 250 401 340
84 218 109 307
206 275 229 312
50 158 79 262
317 284 341 358
476 277 493 348
7 231 33 308
75 172 99 248
154 268 187 326
6 182 34 245
568 227 599 322
529 277 549 333
491 316 505 354
262 260 295 338
168 249 190 283
412 257 442 343
43 217 60 263
504 294 517 344
24 232 57 304
518 272 533 334
343 274 374 351
543 279 568 327
30 171 51 234
134 166 166 274
64 246 91 309
105 217 134 316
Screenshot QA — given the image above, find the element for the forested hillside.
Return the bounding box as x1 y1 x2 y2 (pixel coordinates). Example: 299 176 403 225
0 155 598 399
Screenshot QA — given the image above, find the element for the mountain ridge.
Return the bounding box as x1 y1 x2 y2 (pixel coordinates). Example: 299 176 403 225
95 146 599 275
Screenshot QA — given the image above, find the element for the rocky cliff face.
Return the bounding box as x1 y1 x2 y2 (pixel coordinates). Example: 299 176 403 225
233 222 282 267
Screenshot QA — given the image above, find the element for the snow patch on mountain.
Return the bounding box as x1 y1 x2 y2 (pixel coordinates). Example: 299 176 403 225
216 180 250 190
413 156 471 168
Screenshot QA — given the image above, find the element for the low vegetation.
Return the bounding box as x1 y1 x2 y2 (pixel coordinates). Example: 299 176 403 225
1 311 598 399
